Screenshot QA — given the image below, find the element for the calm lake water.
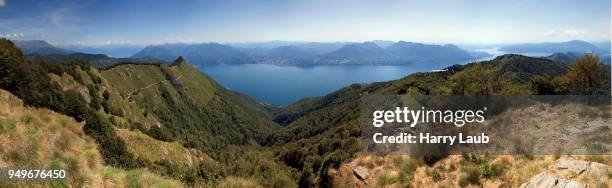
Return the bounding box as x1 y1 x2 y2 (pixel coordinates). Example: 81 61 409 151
198 64 436 105
197 49 550 106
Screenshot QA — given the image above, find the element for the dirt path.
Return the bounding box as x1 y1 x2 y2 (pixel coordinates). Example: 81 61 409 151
125 74 183 100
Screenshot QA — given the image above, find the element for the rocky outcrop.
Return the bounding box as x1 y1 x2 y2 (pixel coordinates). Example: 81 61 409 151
521 158 609 187
352 166 369 180
554 159 589 174
520 172 585 188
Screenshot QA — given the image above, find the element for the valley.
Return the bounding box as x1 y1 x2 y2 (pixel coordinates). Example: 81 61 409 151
2 1 610 187
1 37 611 187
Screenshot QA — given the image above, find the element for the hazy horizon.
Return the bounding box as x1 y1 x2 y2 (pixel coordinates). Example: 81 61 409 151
1 0 610 46
12 39 612 49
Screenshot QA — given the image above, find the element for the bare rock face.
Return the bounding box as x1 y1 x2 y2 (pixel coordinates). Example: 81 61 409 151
522 159 609 187
519 172 586 188
586 162 607 176
554 159 589 174
555 180 586 188
520 172 560 188
352 166 369 180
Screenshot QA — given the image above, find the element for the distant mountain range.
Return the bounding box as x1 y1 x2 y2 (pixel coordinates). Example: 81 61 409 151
60 44 145 58
14 39 611 67
12 40 162 68
546 52 611 64
132 41 487 66
132 43 253 65
13 40 75 55
318 42 400 64
386 41 476 64
25 52 165 68
500 40 609 55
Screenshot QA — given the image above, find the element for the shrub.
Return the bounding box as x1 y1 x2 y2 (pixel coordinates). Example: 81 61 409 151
480 163 491 178
578 107 598 119
83 112 136 168
376 171 398 187
398 159 419 182
459 165 481 186
488 162 509 178
426 168 443 181
0 117 16 133
103 90 111 100
530 75 556 95
88 86 102 110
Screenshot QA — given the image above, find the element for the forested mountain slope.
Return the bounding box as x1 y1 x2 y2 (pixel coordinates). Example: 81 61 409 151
271 54 610 186
100 57 280 153
0 38 295 187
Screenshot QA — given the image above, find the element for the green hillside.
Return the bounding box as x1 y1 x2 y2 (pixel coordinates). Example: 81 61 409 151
2 37 610 187
100 57 279 154
0 38 295 187
271 54 610 186
0 89 183 188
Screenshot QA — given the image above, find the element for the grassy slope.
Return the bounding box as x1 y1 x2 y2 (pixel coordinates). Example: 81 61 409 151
100 60 280 155
46 64 210 167
116 128 212 168
98 60 298 187
0 89 182 188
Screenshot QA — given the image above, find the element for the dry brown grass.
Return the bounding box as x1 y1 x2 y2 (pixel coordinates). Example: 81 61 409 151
0 89 182 188
333 153 610 188
219 176 263 188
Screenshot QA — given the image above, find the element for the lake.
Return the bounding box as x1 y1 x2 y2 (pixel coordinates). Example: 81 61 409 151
197 49 551 106
198 64 436 105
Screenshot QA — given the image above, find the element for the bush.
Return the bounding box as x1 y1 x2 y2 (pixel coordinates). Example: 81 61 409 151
578 107 598 119
530 75 556 95
398 159 419 182
459 165 481 186
103 90 111 100
376 171 398 187
83 112 136 168
88 86 102 110
486 161 509 179
0 117 16 133
426 168 443 181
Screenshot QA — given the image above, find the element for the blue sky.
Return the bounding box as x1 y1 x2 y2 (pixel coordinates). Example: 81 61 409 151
0 0 610 45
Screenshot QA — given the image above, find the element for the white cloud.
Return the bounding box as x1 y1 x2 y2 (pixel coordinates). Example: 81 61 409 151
0 0 5 7
563 30 585 36
103 40 134 45
544 30 558 37
545 29 592 40
0 33 25 39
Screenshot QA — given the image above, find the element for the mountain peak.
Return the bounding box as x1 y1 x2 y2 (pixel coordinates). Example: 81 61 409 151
172 56 188 65
13 40 73 55
394 40 420 45
346 42 382 49
566 40 589 44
